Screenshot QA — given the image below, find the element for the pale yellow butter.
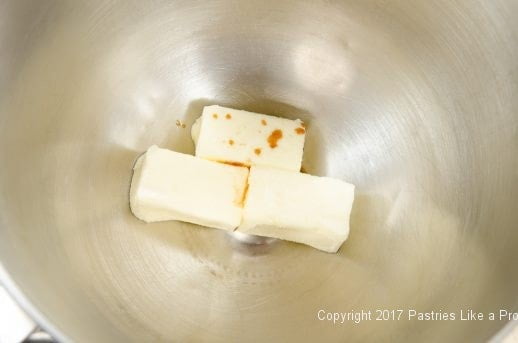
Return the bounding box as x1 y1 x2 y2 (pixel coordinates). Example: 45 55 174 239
130 145 249 231
193 105 306 172
238 166 355 253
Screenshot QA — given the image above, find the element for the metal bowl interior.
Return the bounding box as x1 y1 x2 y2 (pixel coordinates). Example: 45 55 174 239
0 1 517 342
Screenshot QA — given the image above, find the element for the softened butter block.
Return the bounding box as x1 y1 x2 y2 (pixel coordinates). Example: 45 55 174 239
192 105 306 171
130 145 249 231
238 166 355 253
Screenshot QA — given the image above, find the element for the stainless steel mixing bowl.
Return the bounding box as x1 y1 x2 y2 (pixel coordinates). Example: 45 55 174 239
1 1 517 342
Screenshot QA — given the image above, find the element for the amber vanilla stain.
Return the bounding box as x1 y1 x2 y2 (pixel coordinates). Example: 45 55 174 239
267 129 283 148
225 113 232 119
261 119 267 126
212 113 218 119
254 148 262 155
228 139 234 146
295 127 306 135
237 181 250 206
224 161 247 167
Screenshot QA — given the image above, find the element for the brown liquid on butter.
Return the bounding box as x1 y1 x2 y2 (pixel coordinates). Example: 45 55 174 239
224 161 247 167
267 129 283 148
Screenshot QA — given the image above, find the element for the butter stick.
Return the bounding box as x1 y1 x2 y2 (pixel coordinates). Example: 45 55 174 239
192 105 306 171
238 166 355 252
130 145 249 231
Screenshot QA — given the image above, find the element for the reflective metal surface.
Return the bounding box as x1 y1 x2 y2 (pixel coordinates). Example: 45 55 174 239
1 1 517 342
